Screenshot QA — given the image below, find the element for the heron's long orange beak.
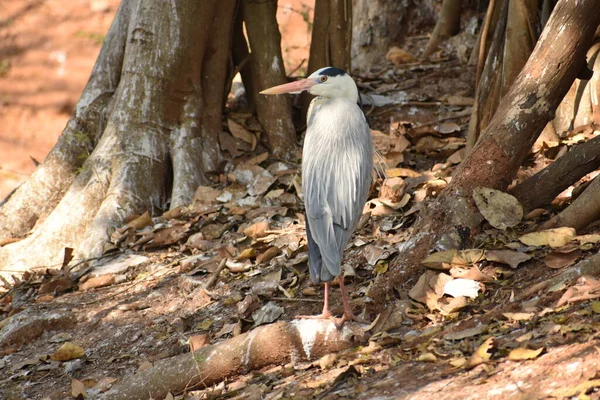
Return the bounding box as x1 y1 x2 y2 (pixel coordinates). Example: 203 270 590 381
260 78 316 95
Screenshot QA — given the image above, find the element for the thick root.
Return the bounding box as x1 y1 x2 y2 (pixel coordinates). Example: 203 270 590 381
100 320 361 400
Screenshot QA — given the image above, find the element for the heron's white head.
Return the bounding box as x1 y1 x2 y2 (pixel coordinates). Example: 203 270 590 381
260 67 360 104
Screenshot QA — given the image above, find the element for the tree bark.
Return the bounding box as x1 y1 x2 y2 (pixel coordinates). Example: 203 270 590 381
351 0 418 74
99 320 358 400
510 134 600 211
244 0 297 160
422 0 462 59
467 0 539 150
370 0 600 308
542 173 600 231
308 0 352 73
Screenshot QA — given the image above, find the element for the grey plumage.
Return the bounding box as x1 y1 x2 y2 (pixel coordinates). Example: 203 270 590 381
303 96 373 283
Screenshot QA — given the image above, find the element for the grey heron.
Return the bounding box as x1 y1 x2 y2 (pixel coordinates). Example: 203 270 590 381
261 67 373 325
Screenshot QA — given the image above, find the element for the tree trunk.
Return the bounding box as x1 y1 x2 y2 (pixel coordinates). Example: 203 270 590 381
244 0 297 160
466 0 540 149
308 0 352 73
422 0 462 59
369 0 600 308
350 0 417 74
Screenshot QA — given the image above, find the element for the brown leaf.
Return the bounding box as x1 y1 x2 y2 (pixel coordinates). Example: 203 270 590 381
519 227 576 248
473 188 523 230
256 247 281 264
79 275 115 291
544 250 581 269
228 119 256 149
466 337 494 368
485 250 532 269
138 360 153 372
189 334 210 351
71 377 87 399
127 211 152 230
51 342 85 361
379 177 406 203
386 46 417 65
436 121 461 134
507 347 544 361
385 168 421 178
444 325 487 340
450 267 494 283
193 186 222 204
244 221 270 239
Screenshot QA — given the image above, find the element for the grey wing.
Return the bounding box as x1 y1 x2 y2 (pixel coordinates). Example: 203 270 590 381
303 111 373 282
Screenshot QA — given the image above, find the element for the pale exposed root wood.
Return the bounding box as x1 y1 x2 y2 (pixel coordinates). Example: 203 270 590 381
243 0 297 160
0 0 132 240
373 0 600 308
510 134 600 211
422 0 462 59
99 320 360 400
542 174 600 231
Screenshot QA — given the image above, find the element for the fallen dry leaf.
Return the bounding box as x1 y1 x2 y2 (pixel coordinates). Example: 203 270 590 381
51 342 85 361
502 312 534 321
244 221 270 239
473 187 523 230
444 325 487 340
443 278 480 299
71 377 87 399
228 118 256 149
519 227 576 248
386 46 417 65
466 337 494 368
507 347 544 361
485 249 532 269
543 250 581 269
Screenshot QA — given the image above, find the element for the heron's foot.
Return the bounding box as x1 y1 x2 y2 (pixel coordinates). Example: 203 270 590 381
332 312 370 329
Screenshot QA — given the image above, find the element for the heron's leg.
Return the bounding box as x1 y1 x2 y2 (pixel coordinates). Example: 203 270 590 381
334 276 369 327
296 282 333 319
338 276 355 320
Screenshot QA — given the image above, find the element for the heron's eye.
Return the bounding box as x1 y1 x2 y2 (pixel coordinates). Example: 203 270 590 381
320 76 328 83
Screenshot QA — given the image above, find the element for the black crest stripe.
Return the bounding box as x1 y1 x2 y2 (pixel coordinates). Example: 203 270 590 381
320 67 346 77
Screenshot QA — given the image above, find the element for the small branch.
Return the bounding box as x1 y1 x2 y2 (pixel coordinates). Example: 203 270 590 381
204 258 228 289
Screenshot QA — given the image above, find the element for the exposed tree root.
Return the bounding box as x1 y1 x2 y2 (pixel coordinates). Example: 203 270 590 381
422 0 462 59
0 0 235 277
99 320 361 400
542 173 600 231
372 0 600 308
511 133 600 211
